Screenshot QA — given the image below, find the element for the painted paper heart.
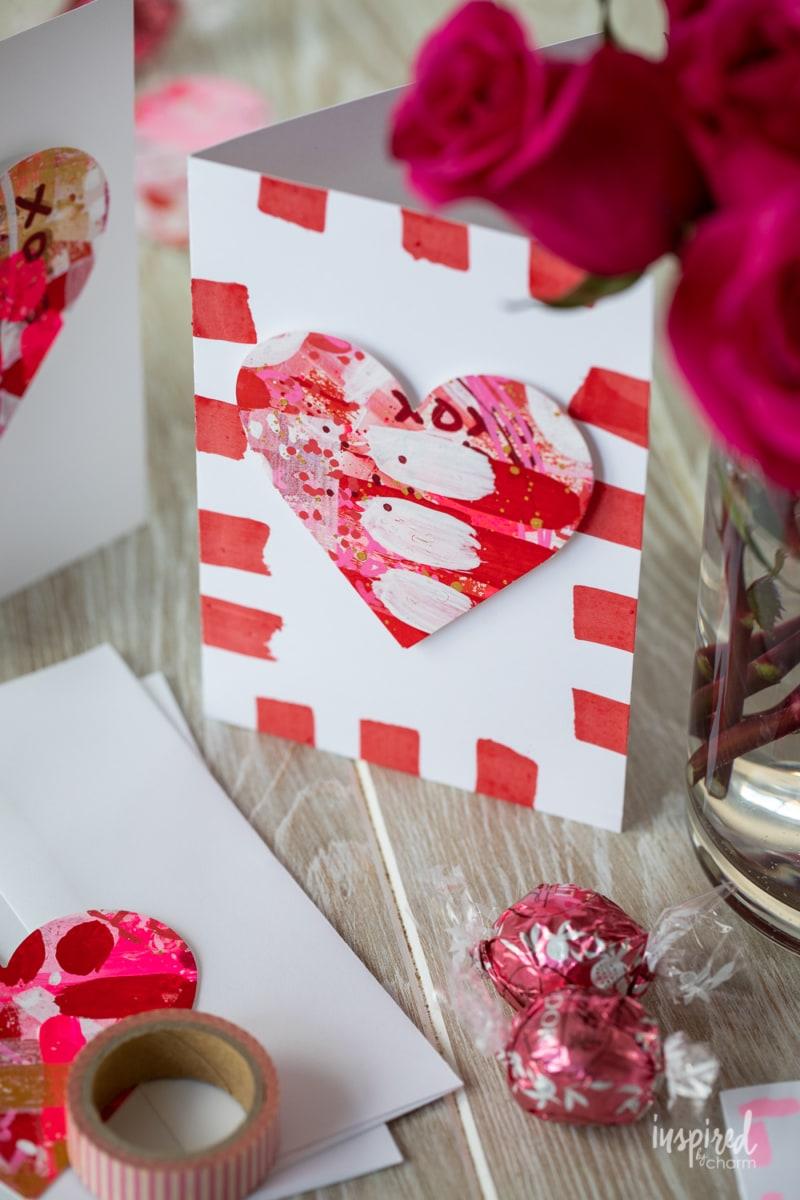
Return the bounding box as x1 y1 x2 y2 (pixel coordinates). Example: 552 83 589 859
0 147 109 439
0 911 197 1197
237 332 594 647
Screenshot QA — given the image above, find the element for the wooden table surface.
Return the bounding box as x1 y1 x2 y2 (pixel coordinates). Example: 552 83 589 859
3 3 799 1198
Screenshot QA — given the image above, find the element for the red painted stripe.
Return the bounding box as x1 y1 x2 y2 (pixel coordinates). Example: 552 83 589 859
476 739 538 807
580 481 644 550
360 720 420 775
191 278 257 343
195 396 247 460
528 241 589 303
201 596 282 660
401 210 469 270
573 585 638 652
256 697 315 745
199 510 270 575
569 367 650 448
258 176 328 232
572 689 630 755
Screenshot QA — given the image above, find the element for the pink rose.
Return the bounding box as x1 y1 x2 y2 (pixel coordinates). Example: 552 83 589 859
669 0 800 208
490 45 708 275
665 0 710 22
390 1 548 204
669 187 800 491
392 4 707 276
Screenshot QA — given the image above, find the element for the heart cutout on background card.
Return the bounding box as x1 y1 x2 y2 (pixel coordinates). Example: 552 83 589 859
0 911 197 1197
0 147 109 440
237 332 594 647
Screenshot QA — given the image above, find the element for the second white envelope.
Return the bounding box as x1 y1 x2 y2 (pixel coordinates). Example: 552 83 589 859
0 646 459 1168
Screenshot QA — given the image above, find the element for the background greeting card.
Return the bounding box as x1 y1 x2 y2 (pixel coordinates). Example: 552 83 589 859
720 1080 800 1200
0 0 145 600
189 71 652 832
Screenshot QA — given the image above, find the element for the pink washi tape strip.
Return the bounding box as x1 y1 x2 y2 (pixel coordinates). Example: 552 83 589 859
66 1010 280 1200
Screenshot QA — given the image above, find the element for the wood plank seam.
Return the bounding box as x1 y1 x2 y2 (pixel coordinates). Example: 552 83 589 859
355 759 499 1200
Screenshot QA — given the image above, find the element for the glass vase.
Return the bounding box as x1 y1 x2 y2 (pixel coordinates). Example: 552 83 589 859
688 449 800 950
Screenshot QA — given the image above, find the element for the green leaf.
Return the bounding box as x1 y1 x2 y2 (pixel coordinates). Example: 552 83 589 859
746 486 790 546
543 270 642 309
694 651 715 683
716 465 795 581
753 661 782 684
747 575 783 633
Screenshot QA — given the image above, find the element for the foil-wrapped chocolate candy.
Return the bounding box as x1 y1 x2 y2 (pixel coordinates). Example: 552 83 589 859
505 989 663 1125
478 883 652 1008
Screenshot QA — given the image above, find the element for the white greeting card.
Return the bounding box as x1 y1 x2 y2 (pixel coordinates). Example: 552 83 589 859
0 646 459 1184
189 70 652 831
0 0 145 600
720 1080 800 1200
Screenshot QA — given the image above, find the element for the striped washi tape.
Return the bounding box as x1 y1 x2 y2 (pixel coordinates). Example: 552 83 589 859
66 1010 280 1200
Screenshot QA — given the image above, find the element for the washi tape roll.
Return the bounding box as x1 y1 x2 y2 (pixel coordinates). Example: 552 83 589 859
66 1010 280 1200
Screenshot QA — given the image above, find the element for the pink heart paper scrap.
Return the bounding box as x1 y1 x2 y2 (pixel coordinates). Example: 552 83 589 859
0 911 198 1198
237 331 594 647
0 147 109 440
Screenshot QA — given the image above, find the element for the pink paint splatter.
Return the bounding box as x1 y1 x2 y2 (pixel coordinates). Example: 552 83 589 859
237 331 596 647
137 76 269 245
0 148 108 440
0 911 197 1197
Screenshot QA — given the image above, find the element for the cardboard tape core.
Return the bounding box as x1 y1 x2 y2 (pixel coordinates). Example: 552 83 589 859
91 1026 260 1116
67 1011 279 1200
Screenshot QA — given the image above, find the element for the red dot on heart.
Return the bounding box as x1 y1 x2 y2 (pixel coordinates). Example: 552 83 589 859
56 919 115 976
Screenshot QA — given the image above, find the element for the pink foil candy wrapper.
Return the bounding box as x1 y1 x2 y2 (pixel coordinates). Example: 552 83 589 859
478 883 652 1008
506 989 664 1125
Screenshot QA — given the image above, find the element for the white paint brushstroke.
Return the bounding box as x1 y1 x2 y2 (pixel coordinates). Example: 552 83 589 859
247 330 308 366
373 568 473 634
346 353 399 407
366 426 495 500
355 760 499 1200
526 386 593 467
361 497 480 571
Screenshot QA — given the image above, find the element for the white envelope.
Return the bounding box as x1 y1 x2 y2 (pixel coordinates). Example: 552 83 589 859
0 892 401 1200
135 672 403 1198
0 0 146 599
0 646 459 1175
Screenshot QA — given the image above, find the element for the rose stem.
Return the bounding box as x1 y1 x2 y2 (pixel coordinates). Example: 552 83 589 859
597 0 613 39
690 629 800 737
693 612 800 681
705 523 751 797
689 683 800 785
